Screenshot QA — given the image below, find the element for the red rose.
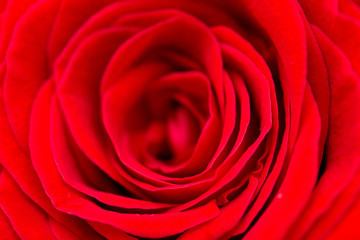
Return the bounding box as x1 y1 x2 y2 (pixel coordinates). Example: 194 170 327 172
1 0 360 239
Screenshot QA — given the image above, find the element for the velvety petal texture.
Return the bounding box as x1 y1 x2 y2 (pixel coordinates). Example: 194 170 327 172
0 0 359 239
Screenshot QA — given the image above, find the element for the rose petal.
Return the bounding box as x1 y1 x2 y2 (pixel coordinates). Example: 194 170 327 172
179 176 259 239
3 0 59 151
51 96 176 211
30 73 221 239
299 0 360 75
49 219 83 240
0 89 102 240
0 171 56 240
100 14 224 109
47 0 120 62
0 0 38 59
0 203 20 240
285 26 360 239
240 83 321 240
326 191 360 240
212 25 280 201
339 0 360 22
57 27 148 197
87 222 137 240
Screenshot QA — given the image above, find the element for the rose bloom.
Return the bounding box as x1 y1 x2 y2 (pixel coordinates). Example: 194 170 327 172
0 0 360 239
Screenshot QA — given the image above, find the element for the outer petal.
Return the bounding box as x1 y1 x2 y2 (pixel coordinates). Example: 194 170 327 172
0 171 56 240
2 0 59 151
0 203 20 240
285 26 360 240
298 0 360 75
326 192 360 240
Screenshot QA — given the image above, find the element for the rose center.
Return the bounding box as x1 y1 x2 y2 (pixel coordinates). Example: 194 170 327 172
126 83 203 175
144 99 200 165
